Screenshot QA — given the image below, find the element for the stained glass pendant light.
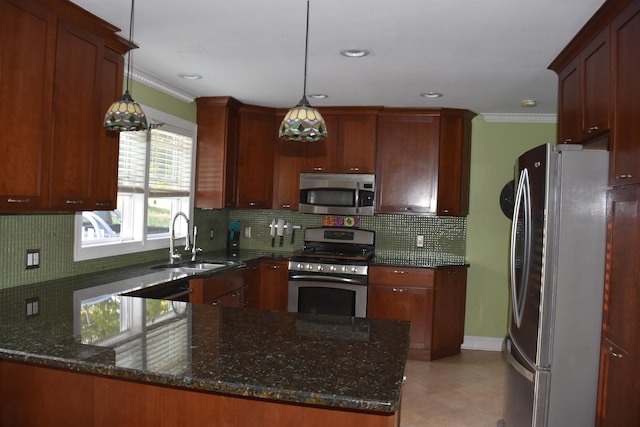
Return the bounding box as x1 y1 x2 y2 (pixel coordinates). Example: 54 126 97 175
103 0 148 132
279 0 328 142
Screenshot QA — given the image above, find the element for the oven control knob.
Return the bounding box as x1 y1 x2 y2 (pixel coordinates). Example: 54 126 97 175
297 263 304 270
329 265 337 272
306 264 313 270
317 265 323 271
341 266 348 273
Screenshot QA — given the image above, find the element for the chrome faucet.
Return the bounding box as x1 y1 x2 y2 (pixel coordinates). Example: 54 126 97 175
169 212 191 264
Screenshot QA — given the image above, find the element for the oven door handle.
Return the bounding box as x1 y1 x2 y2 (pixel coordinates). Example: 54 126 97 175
289 275 366 285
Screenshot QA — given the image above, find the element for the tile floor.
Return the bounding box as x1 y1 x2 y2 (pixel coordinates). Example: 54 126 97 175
400 349 506 427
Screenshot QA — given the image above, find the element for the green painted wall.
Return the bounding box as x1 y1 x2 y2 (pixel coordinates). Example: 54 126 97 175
465 117 556 338
129 80 196 122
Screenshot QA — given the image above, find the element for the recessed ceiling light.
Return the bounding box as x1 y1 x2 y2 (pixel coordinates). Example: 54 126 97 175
340 49 370 58
178 72 203 80
309 94 328 99
420 92 443 98
521 99 537 108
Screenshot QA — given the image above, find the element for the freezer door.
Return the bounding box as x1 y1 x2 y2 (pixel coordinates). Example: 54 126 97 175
509 144 550 366
502 336 550 427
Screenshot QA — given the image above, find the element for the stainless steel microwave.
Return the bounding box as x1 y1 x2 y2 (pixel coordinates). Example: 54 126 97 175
299 173 375 216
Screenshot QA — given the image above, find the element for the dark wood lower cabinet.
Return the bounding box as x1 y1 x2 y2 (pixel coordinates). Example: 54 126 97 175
242 258 288 311
367 266 467 360
0 360 399 427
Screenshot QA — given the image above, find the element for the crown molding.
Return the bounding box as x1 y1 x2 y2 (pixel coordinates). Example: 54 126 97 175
127 64 196 103
481 113 557 123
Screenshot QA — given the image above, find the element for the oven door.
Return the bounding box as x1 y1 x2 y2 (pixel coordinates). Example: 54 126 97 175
288 275 367 318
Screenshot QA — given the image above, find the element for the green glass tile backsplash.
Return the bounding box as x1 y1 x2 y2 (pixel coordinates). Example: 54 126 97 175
1 209 465 289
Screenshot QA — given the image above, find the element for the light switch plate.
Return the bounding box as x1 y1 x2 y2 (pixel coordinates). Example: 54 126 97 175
416 235 425 248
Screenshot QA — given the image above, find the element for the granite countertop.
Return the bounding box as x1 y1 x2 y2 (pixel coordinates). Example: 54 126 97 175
0 263 411 414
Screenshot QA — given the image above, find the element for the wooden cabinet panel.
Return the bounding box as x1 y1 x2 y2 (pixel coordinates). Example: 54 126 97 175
49 18 103 210
0 0 56 210
236 106 275 208
243 259 261 308
303 109 378 174
272 110 305 210
258 259 288 311
596 186 640 426
190 267 245 306
194 97 240 209
92 47 124 210
597 340 640 426
557 58 581 144
376 111 440 215
431 268 467 360
610 0 640 185
376 108 474 216
582 29 610 137
368 282 433 354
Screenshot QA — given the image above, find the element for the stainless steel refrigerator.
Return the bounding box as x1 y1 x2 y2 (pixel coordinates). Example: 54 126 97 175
499 143 609 427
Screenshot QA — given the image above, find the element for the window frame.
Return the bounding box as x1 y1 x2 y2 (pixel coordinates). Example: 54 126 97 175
73 105 197 262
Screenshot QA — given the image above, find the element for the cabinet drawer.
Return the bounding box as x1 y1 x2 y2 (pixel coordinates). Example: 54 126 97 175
369 266 434 287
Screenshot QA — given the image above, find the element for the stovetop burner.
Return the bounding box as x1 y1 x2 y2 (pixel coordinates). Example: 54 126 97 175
293 227 376 264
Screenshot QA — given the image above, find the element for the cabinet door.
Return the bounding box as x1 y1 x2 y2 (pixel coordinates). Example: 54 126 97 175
610 1 640 185
194 97 240 209
597 341 640 426
376 113 439 214
243 260 261 308
259 259 288 311
437 111 474 215
432 268 467 359
335 114 377 173
582 29 610 138
236 108 275 208
368 283 433 352
556 58 581 144
49 18 103 210
0 0 56 210
303 114 336 173
272 112 305 210
92 47 123 210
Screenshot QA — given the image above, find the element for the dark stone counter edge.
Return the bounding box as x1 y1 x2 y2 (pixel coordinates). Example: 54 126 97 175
0 349 401 414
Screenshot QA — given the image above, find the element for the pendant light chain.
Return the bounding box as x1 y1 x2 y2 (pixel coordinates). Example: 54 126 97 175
125 0 136 94
302 0 309 100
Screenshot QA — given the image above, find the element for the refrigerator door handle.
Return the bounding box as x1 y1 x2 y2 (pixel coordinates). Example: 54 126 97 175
510 168 532 329
505 338 535 383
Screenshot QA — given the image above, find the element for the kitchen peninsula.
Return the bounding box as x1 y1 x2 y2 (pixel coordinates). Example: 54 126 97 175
0 266 410 427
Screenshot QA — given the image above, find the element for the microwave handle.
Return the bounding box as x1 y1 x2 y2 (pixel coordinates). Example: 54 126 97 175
355 182 360 212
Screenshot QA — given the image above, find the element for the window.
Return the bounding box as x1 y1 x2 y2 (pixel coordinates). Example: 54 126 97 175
74 106 196 261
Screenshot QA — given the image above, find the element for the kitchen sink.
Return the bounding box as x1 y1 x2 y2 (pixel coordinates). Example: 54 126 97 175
150 260 230 274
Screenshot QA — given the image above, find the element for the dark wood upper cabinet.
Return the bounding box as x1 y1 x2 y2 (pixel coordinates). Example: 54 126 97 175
376 108 475 216
194 96 241 209
609 0 640 185
236 105 276 209
0 0 127 212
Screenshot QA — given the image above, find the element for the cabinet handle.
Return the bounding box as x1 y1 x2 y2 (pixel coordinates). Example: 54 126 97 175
392 287 408 293
608 346 623 358
270 264 280 269
392 270 407 274
349 167 360 172
65 200 84 205
281 204 291 209
312 167 324 171
249 202 258 206
615 174 633 180
7 198 31 204
95 202 111 207
560 138 573 144
585 125 599 134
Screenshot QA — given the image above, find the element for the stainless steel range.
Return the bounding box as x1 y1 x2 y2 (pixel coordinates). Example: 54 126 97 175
287 227 375 318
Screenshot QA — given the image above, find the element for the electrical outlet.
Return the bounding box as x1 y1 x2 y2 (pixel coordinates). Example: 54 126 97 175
244 226 252 238
209 228 214 240
26 249 40 269
416 235 425 248
25 297 40 318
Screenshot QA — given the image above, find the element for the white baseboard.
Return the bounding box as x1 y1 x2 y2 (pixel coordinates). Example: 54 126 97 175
461 336 504 352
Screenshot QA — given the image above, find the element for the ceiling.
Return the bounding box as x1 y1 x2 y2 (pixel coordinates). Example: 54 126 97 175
71 0 606 119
